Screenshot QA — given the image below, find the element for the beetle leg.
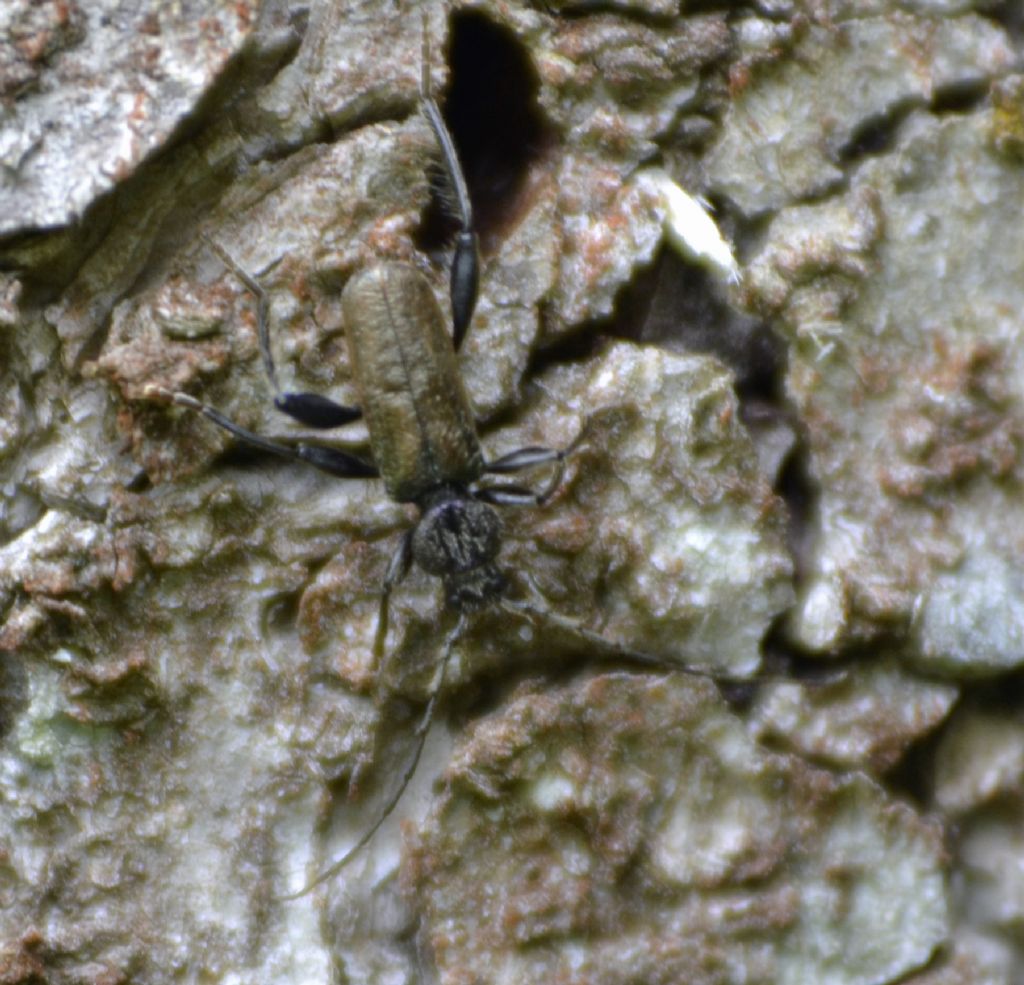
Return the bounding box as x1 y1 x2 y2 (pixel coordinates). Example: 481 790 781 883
275 612 466 901
373 530 415 674
421 15 479 350
473 466 564 508
475 454 566 506
477 419 594 505
484 445 566 473
206 237 363 429
146 387 377 480
484 413 593 476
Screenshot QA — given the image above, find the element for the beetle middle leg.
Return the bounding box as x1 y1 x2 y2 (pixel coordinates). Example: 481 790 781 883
144 387 378 480
147 243 380 475
474 421 593 506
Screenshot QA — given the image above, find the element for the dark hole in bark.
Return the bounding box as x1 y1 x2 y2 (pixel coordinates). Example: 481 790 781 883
417 10 555 259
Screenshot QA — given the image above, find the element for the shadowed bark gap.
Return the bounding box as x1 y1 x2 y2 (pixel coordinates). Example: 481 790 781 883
417 10 555 260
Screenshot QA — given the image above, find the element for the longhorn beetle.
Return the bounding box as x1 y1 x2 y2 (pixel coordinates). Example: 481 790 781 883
146 22 793 900
146 24 590 898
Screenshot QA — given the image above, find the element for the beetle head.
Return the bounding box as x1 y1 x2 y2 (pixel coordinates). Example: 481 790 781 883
413 490 506 611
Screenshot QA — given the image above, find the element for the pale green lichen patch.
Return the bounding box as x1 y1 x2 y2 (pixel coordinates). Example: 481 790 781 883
527 769 578 813
750 660 959 773
707 14 1013 216
935 708 1024 816
746 111 1024 673
410 674 948 985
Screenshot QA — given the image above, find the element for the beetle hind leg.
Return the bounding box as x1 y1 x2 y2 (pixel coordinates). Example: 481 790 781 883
421 14 479 350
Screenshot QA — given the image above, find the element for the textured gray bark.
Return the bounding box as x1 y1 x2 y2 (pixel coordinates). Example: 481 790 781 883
1 1 1022 983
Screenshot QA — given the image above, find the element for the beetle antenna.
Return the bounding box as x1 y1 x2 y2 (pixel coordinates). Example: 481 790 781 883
502 578 847 687
276 613 466 901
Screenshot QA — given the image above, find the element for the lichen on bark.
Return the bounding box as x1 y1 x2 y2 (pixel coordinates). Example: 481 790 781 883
1 1 1023 983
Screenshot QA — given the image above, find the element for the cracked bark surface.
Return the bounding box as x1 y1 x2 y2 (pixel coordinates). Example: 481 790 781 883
1 1 1022 983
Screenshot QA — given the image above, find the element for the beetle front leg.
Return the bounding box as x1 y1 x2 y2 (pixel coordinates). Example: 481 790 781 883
473 468 566 508
372 529 414 675
477 450 566 506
